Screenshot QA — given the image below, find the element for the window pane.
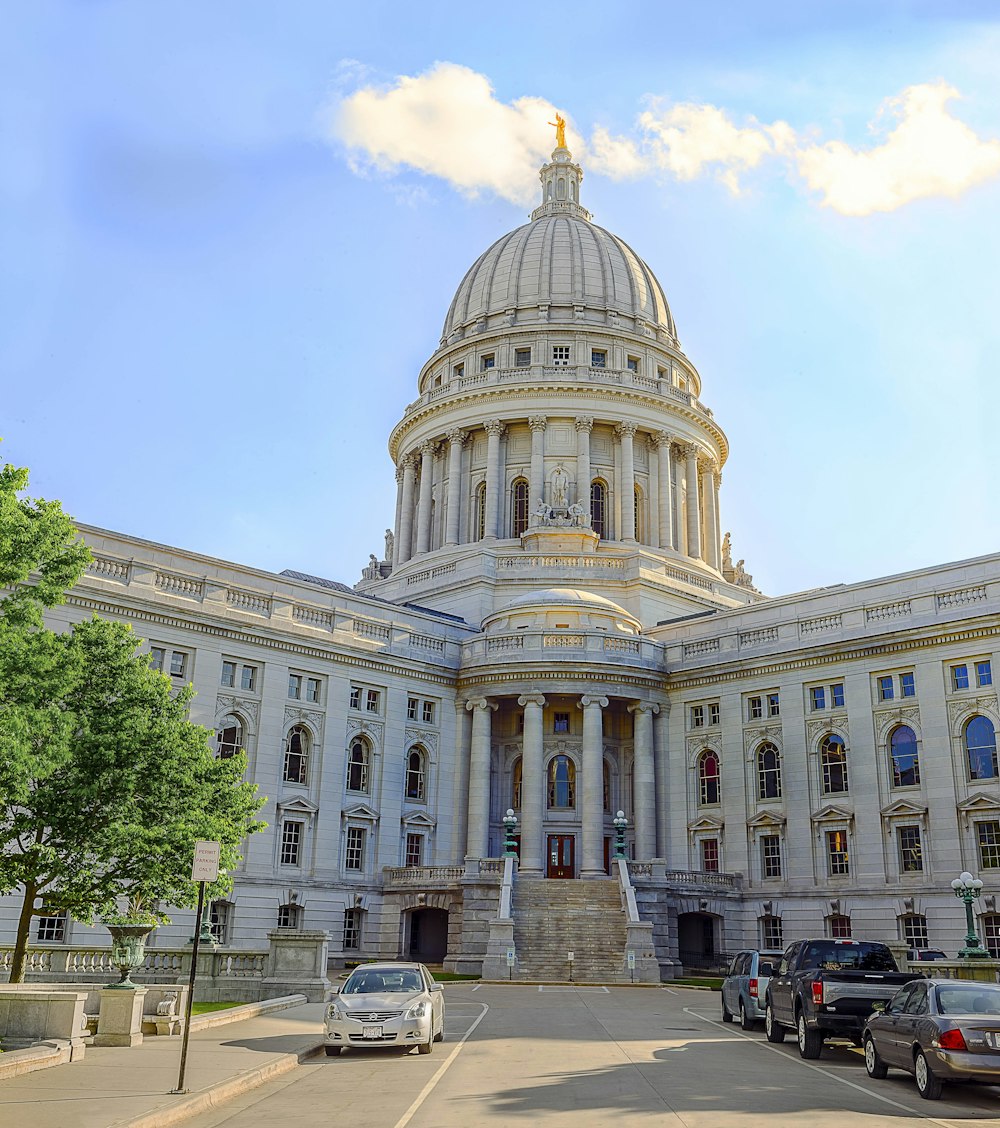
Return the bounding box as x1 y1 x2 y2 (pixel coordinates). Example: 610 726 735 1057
890 725 920 787
967 716 998 780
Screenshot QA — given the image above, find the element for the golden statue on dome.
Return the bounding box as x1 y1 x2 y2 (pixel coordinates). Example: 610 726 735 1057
548 113 567 149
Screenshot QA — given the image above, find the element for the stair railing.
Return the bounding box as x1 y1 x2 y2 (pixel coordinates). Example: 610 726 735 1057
615 856 641 922
498 854 514 920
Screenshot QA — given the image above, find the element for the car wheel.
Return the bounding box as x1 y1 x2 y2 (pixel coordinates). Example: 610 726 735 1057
914 1051 942 1100
325 1046 342 1057
765 1002 785 1043
863 1035 888 1079
739 1001 755 1031
797 1013 823 1059
721 996 734 1023
417 1035 433 1055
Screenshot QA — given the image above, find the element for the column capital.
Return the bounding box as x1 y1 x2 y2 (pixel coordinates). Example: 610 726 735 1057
578 694 609 710
628 701 661 717
528 416 548 433
699 454 718 474
402 452 420 470
466 697 498 713
652 430 674 449
483 419 506 438
714 470 722 489
395 464 406 483
518 693 547 709
615 422 638 439
683 442 701 461
574 415 594 434
419 439 438 458
446 427 468 446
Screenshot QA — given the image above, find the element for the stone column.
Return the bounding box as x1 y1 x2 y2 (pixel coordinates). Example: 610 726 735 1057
528 416 547 510
392 465 405 567
713 471 723 571
414 441 436 556
654 432 673 550
653 706 670 858
483 420 505 540
466 698 497 858
629 702 659 861
517 693 546 876
397 455 417 566
452 701 472 859
575 416 593 520
445 429 466 546
579 694 609 879
702 460 720 570
616 423 637 541
684 444 702 561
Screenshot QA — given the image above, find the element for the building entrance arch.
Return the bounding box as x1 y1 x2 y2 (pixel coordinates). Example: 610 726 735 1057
407 907 449 963
677 911 719 970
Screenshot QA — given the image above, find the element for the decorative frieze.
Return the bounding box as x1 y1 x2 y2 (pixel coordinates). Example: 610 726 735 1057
805 716 849 745
872 706 921 742
946 695 999 728
865 600 911 623
937 586 987 610
404 727 439 753
347 717 383 743
217 694 260 724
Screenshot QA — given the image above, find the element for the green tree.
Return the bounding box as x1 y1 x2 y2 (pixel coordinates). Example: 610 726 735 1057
0 464 266 981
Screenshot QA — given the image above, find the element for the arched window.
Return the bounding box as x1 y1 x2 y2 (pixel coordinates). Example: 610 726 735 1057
547 755 576 808
591 481 607 539
827 913 852 939
511 757 522 809
216 715 244 760
511 478 530 537
900 912 928 949
405 748 425 800
966 715 998 780
821 734 849 794
699 750 720 805
889 725 920 787
756 742 781 800
603 761 611 811
475 482 486 541
634 485 643 543
283 725 308 785
347 739 370 793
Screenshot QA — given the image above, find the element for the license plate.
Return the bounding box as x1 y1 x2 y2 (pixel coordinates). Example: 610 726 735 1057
362 1025 383 1039
986 1032 1000 1049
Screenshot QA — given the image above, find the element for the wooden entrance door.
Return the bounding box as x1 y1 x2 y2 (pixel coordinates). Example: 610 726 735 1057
547 834 575 878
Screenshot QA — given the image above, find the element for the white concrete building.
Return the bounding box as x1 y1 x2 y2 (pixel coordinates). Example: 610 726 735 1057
5 141 1000 976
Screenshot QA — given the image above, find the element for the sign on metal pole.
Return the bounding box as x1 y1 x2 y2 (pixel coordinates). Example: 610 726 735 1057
627 950 636 969
191 840 221 883
506 947 516 967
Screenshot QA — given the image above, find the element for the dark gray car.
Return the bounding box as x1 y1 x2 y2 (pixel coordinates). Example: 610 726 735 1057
722 949 783 1030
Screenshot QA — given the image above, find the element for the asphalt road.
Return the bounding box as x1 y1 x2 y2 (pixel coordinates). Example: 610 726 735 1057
181 983 1000 1127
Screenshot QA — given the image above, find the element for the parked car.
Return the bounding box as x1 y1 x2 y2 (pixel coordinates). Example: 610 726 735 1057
907 948 948 962
863 978 1000 1100
324 961 445 1056
722 949 784 1030
765 938 920 1059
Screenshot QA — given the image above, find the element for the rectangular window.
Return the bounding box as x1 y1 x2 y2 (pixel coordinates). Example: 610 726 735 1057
552 345 570 366
209 901 230 944
709 702 720 726
978 821 1000 869
405 833 423 868
36 910 67 943
701 838 719 873
221 661 236 688
761 915 783 949
343 908 362 950
898 826 923 872
277 904 301 929
691 705 705 728
761 835 782 879
985 916 1000 959
626 356 639 372
553 712 570 733
748 696 763 720
481 353 495 371
422 701 436 725
365 689 380 713
827 830 850 876
591 349 607 368
952 664 970 691
811 687 826 710
345 826 365 871
829 914 852 939
977 661 993 687
453 363 464 378
288 674 302 700
306 678 321 704
407 697 418 720
514 348 531 367
902 914 928 948
878 676 894 701
900 671 915 697
169 650 187 678
349 687 361 710
831 683 845 708
767 693 780 717
240 664 256 692
280 821 302 866
150 647 166 672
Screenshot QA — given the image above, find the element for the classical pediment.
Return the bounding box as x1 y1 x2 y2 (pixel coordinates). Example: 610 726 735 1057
810 803 854 824
401 810 437 828
688 814 724 832
341 802 380 823
276 796 319 816
747 810 787 828
957 792 1000 815
880 798 928 819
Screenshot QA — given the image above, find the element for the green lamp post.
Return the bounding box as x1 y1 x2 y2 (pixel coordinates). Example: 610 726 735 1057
951 871 990 958
502 808 519 857
613 810 628 859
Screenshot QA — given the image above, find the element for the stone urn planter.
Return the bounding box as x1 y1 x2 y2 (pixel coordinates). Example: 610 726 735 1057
106 923 155 988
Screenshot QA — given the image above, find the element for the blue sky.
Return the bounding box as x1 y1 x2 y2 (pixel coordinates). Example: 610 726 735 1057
4 1 1000 599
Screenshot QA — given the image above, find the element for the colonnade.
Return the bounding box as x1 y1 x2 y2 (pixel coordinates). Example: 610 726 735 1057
392 416 723 571
464 694 660 878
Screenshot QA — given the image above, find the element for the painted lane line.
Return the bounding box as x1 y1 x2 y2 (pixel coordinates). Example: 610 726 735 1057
392 1002 490 1128
471 984 480 991
684 1008 959 1128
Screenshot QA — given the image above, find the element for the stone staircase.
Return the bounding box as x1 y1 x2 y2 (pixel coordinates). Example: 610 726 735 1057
512 878 628 981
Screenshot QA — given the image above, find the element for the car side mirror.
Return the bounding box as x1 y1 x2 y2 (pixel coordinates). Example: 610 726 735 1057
430 982 443 993
871 1002 886 1014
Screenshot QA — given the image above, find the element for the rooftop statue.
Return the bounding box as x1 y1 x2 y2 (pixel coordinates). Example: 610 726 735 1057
548 113 567 149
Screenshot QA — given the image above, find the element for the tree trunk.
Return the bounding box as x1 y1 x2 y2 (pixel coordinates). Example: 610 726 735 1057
9 882 39 984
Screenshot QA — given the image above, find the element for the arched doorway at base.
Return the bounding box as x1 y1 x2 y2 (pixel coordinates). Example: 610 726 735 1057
407 907 448 963
677 911 719 971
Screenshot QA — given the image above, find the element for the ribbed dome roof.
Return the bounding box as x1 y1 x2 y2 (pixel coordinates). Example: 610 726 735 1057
442 217 676 343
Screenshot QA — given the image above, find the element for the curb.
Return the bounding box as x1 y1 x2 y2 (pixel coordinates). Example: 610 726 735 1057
188 993 308 1032
113 1040 326 1128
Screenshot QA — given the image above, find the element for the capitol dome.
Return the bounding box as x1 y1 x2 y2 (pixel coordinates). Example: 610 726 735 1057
439 146 677 348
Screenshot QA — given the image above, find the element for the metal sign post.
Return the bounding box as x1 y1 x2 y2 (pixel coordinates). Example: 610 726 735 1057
171 841 220 1094
506 946 516 981
627 949 636 984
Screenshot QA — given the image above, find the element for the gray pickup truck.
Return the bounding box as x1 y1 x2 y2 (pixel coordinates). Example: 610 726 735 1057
764 938 920 1058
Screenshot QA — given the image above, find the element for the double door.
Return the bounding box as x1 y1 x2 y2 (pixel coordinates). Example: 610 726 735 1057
547 834 575 878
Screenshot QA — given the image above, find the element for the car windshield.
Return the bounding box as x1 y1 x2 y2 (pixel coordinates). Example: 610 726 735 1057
803 942 896 971
935 985 1000 1015
342 970 424 994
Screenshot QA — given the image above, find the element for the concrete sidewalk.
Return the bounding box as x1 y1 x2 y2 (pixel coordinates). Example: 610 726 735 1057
0 1002 326 1128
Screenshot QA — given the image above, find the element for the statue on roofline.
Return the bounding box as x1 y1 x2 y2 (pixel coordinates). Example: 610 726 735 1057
548 113 567 149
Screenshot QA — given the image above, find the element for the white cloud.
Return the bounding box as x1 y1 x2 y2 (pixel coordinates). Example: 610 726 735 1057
794 81 1000 215
328 62 565 206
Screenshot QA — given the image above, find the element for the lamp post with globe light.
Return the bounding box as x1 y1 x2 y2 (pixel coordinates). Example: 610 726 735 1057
502 809 519 857
613 810 628 859
951 871 990 958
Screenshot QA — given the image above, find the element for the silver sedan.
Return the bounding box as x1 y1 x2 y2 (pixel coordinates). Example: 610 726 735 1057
324 961 445 1056
863 978 1000 1099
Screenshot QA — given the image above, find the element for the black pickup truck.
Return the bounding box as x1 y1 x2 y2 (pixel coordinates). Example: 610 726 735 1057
764 938 920 1058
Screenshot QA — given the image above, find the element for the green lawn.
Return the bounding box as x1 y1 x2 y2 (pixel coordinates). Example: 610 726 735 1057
670 976 723 990
191 1001 243 1015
